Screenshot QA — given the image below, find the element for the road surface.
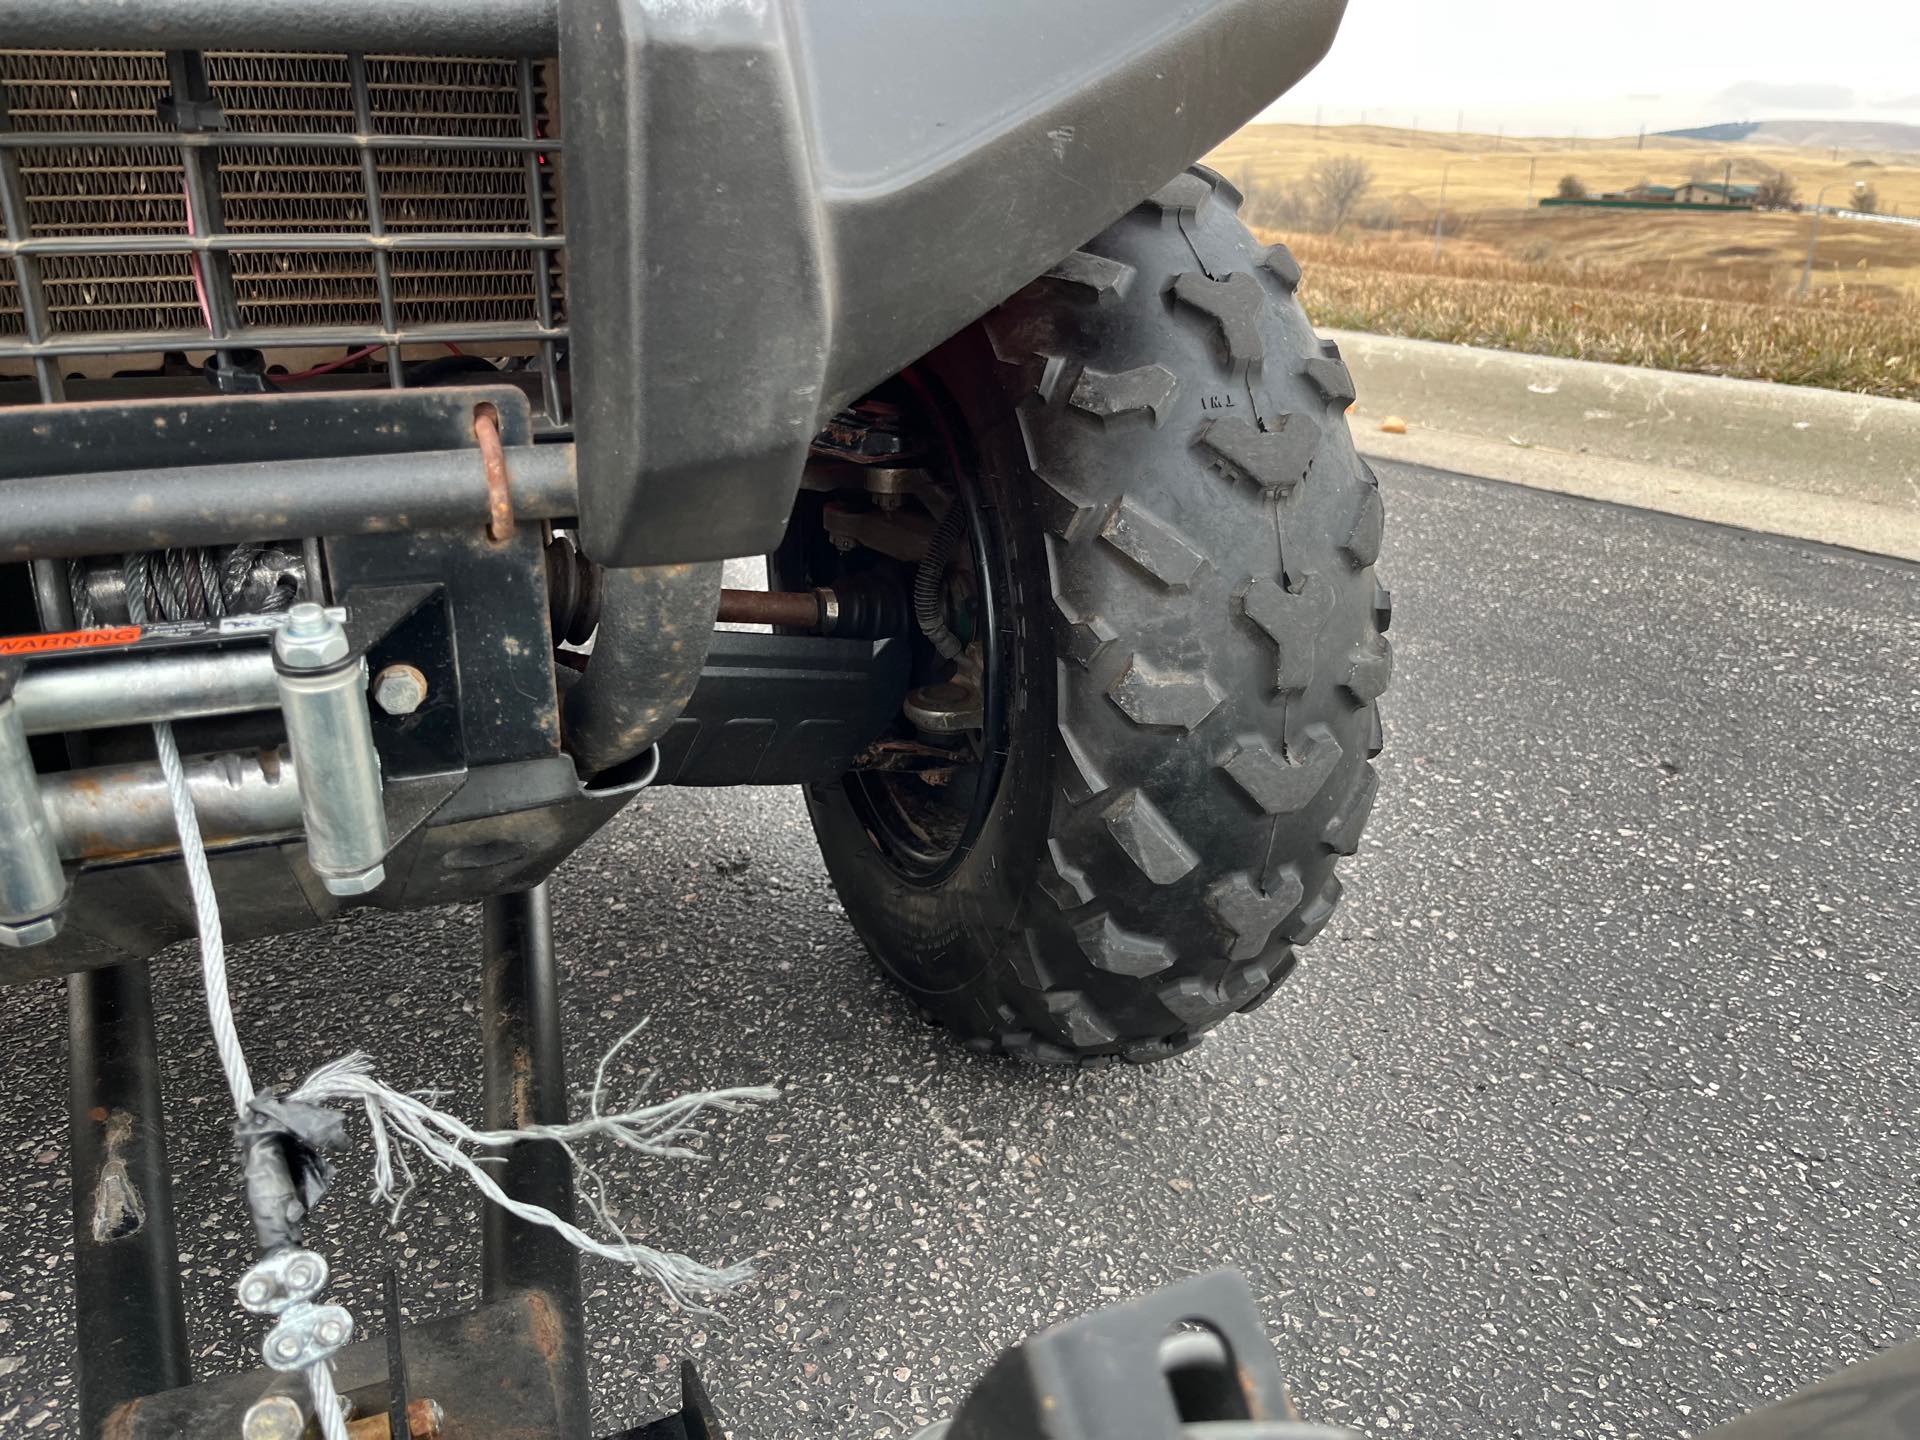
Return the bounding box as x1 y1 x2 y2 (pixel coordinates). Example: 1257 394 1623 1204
0 462 1914 1438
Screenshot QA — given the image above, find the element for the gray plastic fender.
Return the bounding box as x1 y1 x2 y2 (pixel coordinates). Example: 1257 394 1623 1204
561 0 1348 565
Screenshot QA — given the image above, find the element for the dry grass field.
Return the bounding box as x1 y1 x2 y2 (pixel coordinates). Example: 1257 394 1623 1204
1204 124 1920 398
1460 208 1920 299
1209 122 1920 224
1268 230 1920 401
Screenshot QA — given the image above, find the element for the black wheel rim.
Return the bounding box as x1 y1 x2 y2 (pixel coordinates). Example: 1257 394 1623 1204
842 367 1013 889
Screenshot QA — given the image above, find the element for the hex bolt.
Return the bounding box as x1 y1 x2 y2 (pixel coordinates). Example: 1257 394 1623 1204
274 603 350 668
241 1394 306 1440
238 1273 279 1310
286 605 327 638
317 1317 347 1348
370 663 429 716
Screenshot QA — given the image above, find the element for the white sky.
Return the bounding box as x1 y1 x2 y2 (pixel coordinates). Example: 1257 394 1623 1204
1261 0 1920 136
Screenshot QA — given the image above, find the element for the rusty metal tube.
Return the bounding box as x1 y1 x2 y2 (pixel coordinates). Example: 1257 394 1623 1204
3 444 577 564
41 748 302 862
716 587 823 630
69 961 192 1435
479 885 591 1437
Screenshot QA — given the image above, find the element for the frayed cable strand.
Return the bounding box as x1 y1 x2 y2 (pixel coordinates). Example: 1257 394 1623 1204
288 1050 779 1311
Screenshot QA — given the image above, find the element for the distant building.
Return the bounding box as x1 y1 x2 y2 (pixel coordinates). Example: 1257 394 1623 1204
1671 181 1759 207
1540 178 1766 211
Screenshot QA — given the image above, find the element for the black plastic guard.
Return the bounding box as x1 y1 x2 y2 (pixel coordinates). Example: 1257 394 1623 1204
944 1269 1298 1437
653 633 909 788
562 0 1348 565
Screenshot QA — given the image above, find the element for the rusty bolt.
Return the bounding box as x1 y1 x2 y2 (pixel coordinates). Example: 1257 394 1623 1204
371 663 429 716
343 1397 447 1440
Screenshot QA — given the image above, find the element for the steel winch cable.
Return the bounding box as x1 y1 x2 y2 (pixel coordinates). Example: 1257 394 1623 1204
127 571 350 1439
124 583 780 1426
72 545 298 629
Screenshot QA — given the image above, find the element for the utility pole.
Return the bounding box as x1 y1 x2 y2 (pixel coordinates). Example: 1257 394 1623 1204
1723 158 1733 203
1457 109 1465 134
1314 105 1323 140
1800 180 1860 296
1433 161 1452 259
1527 155 1537 206
1637 123 1645 151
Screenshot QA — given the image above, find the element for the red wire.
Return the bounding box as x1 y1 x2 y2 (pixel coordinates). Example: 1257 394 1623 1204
181 186 214 332
280 345 383 381
278 341 466 382
280 341 470 380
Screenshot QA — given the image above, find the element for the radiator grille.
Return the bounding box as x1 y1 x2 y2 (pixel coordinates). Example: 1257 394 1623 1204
0 48 566 424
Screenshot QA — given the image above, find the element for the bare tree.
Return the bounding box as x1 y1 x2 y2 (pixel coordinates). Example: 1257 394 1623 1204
1233 164 1310 231
1754 169 1798 210
1307 155 1374 232
1555 173 1588 200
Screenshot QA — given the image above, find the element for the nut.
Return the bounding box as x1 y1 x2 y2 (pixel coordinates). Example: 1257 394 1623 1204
318 862 386 898
268 1332 304 1364
904 679 983 734
273 602 350 669
0 913 63 948
282 1254 326 1295
371 663 429 716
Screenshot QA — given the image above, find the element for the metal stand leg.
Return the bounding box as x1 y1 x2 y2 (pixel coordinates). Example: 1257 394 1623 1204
68 961 190 1438
480 883 591 1436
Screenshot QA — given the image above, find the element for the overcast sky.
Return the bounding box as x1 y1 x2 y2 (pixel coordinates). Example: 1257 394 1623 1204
1260 0 1920 136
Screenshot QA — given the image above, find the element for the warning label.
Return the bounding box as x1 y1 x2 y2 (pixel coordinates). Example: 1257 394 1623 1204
0 625 142 657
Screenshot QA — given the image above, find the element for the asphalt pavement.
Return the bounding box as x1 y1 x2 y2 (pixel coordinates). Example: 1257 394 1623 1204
1 461 1915 1439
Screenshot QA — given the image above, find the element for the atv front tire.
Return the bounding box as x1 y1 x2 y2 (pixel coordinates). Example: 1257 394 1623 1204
808 166 1391 1065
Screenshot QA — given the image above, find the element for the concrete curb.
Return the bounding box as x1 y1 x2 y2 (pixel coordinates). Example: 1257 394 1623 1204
1326 331 1920 561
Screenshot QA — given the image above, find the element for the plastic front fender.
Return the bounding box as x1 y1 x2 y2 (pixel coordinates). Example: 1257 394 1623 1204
561 0 1348 566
